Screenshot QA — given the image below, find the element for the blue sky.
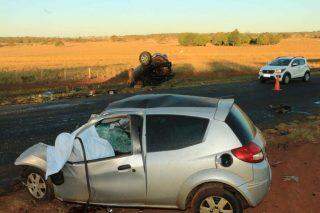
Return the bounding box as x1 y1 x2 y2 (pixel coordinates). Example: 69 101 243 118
1 0 320 37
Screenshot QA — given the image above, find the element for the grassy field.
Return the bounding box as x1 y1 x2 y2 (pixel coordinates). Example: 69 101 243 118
1 37 320 71
0 37 319 105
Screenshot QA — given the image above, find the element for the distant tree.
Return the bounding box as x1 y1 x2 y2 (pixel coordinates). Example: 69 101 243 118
228 29 241 46
240 33 251 45
269 34 281 44
212 33 228 45
178 33 211 46
256 33 270 45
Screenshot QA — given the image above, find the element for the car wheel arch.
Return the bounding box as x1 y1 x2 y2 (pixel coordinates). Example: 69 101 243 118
15 156 47 172
284 72 291 78
184 181 249 210
21 166 55 201
176 169 250 210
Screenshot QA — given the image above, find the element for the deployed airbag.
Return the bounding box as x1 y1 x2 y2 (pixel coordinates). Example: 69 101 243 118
46 126 115 179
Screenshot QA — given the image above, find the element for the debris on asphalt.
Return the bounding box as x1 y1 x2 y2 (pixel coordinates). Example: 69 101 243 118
268 104 292 114
279 130 289 136
88 89 96 96
42 91 54 101
108 89 117 95
282 175 299 183
291 110 311 115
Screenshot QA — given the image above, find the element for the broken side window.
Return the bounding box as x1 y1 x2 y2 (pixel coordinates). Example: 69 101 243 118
95 116 133 156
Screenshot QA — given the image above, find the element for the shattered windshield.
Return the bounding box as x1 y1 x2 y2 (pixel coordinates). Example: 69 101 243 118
95 117 132 154
269 58 291 66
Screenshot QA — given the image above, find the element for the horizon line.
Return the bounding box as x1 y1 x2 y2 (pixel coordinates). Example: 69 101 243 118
1 30 320 39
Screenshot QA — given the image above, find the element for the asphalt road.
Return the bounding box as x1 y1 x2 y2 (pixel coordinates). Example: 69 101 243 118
1 77 320 166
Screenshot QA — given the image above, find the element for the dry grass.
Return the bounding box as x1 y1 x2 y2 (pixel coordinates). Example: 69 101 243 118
0 37 319 73
0 37 320 106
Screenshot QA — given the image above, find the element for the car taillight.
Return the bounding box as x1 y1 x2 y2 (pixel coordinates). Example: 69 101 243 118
231 141 264 163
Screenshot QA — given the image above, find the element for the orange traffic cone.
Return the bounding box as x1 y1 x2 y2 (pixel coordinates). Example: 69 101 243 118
274 76 281 91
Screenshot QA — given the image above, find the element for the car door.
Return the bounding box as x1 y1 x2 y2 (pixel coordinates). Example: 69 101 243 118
290 58 300 78
145 114 211 207
89 114 146 205
56 114 146 205
298 59 308 77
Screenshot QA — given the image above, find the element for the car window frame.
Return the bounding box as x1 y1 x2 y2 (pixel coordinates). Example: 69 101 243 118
299 59 306 65
145 114 210 153
67 113 143 165
291 58 300 66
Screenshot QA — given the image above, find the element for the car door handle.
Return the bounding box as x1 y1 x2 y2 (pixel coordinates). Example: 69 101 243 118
118 164 131 171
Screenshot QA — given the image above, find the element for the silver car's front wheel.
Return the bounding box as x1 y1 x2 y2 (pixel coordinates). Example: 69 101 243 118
200 196 233 213
23 167 54 201
26 173 47 199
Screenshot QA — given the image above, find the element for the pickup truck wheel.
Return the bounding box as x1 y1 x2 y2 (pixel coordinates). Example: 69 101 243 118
190 185 243 213
303 71 311 82
23 167 54 201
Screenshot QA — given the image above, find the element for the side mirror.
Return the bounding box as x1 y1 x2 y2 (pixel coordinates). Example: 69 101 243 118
88 114 99 122
90 114 98 119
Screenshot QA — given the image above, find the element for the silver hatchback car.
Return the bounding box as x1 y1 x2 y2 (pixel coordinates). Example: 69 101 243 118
15 94 271 212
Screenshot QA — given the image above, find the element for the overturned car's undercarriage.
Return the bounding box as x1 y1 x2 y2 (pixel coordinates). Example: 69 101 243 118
128 51 174 87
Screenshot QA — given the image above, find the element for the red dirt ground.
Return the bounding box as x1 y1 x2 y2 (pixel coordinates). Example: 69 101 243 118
0 142 319 213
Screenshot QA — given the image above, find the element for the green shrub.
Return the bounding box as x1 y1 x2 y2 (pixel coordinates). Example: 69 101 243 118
228 29 242 46
256 33 281 45
240 33 251 45
178 33 211 46
212 30 252 46
54 40 64 46
212 33 228 45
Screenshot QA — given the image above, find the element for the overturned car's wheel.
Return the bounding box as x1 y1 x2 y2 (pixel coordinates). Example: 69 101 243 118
190 184 243 213
139 51 152 66
23 167 54 201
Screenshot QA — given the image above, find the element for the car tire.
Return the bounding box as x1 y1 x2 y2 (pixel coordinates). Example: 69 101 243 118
303 71 311 82
190 184 243 213
22 167 54 202
282 73 291 85
139 51 152 66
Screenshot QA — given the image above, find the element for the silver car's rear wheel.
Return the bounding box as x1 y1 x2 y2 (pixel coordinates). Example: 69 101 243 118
200 196 233 213
190 184 243 213
26 173 47 199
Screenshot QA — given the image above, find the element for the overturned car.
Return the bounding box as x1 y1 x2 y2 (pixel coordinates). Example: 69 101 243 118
15 94 271 212
128 51 174 87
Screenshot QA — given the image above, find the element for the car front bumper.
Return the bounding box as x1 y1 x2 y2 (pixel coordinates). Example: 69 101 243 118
259 72 283 81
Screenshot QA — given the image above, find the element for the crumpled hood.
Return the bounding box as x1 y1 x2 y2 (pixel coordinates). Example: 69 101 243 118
261 65 287 71
15 143 48 171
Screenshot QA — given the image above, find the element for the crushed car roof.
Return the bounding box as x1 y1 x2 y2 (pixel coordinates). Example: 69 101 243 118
106 94 219 109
